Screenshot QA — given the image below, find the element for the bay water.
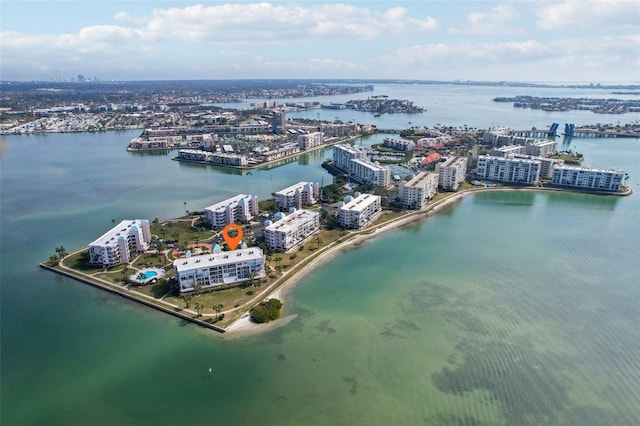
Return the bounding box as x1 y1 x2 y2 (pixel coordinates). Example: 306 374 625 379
1 84 639 425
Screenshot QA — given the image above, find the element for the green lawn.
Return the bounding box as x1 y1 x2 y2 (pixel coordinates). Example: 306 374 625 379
62 249 101 273
371 210 407 226
150 218 217 245
163 282 268 314
131 251 171 269
134 279 173 298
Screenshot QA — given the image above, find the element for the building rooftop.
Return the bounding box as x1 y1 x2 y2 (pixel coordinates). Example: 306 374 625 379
351 158 387 171
341 193 380 212
405 172 438 188
173 247 263 273
554 165 625 173
441 156 467 167
265 209 318 233
205 194 255 213
276 181 313 197
482 155 541 164
89 219 148 247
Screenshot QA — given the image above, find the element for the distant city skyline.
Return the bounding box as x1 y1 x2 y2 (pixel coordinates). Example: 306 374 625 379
1 0 638 83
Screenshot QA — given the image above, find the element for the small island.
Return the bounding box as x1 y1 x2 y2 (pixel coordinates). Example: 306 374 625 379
322 96 424 115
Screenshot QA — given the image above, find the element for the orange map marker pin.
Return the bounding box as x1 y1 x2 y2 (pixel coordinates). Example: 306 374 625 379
221 224 243 250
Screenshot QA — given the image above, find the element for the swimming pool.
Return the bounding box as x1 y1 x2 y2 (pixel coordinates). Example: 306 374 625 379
144 271 158 279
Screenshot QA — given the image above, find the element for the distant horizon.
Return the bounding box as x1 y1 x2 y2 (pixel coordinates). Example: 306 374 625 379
2 78 639 87
2 1 638 82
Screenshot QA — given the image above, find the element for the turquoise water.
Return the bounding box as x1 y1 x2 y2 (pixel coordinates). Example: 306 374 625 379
144 271 158 279
2 84 639 425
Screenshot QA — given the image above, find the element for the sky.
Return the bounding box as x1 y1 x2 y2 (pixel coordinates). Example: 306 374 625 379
1 0 638 83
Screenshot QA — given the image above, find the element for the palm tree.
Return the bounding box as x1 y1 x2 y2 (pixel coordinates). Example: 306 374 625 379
183 201 188 215
315 236 323 249
183 294 192 308
194 302 203 317
274 257 283 275
55 245 68 260
213 303 224 319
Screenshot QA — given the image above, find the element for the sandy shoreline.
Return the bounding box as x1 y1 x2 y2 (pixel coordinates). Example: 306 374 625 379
224 183 632 336
225 189 469 336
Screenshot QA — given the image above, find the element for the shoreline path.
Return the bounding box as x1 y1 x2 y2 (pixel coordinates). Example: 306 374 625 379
48 184 631 337
225 184 631 335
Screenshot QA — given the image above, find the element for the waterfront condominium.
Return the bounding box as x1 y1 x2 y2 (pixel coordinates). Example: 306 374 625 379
399 171 439 209
88 219 152 268
551 165 625 192
383 137 416 151
476 155 541 185
297 132 324 150
350 158 391 187
272 109 286 134
177 149 248 167
205 194 259 229
333 143 368 172
484 126 513 147
275 181 320 211
338 193 382 229
435 156 468 191
173 248 265 294
513 154 564 179
264 209 320 252
491 145 526 157
525 140 557 157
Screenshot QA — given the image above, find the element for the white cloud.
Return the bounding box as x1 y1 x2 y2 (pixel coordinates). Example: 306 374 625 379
535 0 640 30
143 3 438 42
1 26 155 55
450 3 523 34
468 4 521 24
376 35 639 81
113 11 133 23
0 2 636 81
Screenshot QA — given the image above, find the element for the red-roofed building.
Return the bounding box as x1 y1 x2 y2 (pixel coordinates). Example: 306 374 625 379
420 152 442 166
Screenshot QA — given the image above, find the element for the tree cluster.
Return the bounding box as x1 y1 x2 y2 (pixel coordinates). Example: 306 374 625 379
250 299 283 323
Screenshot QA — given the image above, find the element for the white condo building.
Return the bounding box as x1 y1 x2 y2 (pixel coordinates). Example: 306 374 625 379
513 155 563 179
88 219 152 268
338 193 382 229
275 181 320 211
205 194 259 228
333 144 368 172
351 158 391 187
491 145 526 157
177 149 248 167
525 140 557 157
484 126 513 147
383 137 416 151
264 209 320 252
297 132 324 150
173 248 265 294
333 144 390 187
476 155 541 185
399 172 439 209
551 166 625 191
435 156 468 191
